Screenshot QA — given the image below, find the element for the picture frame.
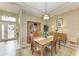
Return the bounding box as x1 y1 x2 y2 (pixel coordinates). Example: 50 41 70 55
56 18 63 28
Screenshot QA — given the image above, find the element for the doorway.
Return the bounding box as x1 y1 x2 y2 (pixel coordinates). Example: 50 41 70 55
0 22 16 41
0 16 16 42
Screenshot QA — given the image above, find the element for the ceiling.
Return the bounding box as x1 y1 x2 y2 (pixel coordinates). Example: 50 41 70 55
13 2 67 17
24 2 66 13
11 2 79 18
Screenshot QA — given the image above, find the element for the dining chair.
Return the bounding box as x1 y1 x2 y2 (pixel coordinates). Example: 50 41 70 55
46 32 58 55
30 32 41 55
58 33 67 48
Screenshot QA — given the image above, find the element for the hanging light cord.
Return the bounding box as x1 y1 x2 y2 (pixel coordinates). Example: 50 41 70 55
45 2 47 14
43 2 49 20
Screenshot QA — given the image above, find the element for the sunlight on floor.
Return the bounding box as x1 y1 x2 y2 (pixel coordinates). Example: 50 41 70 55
0 40 16 56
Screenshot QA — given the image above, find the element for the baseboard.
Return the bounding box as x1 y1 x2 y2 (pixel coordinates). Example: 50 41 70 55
57 42 78 49
0 39 16 42
17 44 31 50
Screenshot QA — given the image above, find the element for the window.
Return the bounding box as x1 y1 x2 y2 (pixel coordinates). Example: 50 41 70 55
2 24 4 39
1 16 16 22
8 24 15 39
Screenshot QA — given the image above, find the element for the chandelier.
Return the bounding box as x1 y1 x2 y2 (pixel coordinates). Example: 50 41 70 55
43 2 49 20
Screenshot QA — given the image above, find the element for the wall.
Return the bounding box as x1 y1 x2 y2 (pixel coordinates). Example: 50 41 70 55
0 2 44 47
49 8 79 42
20 12 44 46
0 2 20 14
0 10 18 41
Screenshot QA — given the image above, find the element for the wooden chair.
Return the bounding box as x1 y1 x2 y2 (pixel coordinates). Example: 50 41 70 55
58 33 67 48
30 32 41 55
33 32 40 37
46 32 58 55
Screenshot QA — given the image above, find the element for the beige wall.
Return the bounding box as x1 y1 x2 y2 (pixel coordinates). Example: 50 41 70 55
20 12 44 46
49 8 79 42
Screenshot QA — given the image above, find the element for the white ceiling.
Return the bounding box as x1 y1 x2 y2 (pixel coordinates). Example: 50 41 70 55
1 2 79 18
13 2 68 18
24 2 66 13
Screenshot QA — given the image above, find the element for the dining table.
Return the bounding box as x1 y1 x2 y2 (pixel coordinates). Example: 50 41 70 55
34 36 53 56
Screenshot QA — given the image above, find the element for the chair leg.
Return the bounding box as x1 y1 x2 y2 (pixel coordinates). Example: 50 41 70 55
65 39 66 44
51 47 53 56
31 45 32 50
35 50 37 56
31 47 34 55
55 45 57 54
35 47 37 56
32 50 33 55
59 40 61 48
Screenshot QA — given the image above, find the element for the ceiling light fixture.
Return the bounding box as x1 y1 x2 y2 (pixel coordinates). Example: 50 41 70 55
43 2 49 20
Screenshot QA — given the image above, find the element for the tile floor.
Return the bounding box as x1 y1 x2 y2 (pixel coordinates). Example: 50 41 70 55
16 44 79 56
0 40 16 56
0 40 79 56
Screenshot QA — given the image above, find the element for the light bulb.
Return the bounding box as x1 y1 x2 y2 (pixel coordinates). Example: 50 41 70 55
43 14 49 20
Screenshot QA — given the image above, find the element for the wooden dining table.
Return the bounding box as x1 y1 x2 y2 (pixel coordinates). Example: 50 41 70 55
34 36 53 56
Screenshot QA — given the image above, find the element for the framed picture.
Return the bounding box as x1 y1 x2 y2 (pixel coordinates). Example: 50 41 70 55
56 18 63 28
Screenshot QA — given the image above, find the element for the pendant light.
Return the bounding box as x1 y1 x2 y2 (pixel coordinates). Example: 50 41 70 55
43 2 49 20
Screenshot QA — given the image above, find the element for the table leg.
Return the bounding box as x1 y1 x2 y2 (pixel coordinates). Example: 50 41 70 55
40 45 44 56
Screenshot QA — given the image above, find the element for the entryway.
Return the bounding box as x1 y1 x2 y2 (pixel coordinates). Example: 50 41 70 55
0 15 17 56
0 16 16 42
